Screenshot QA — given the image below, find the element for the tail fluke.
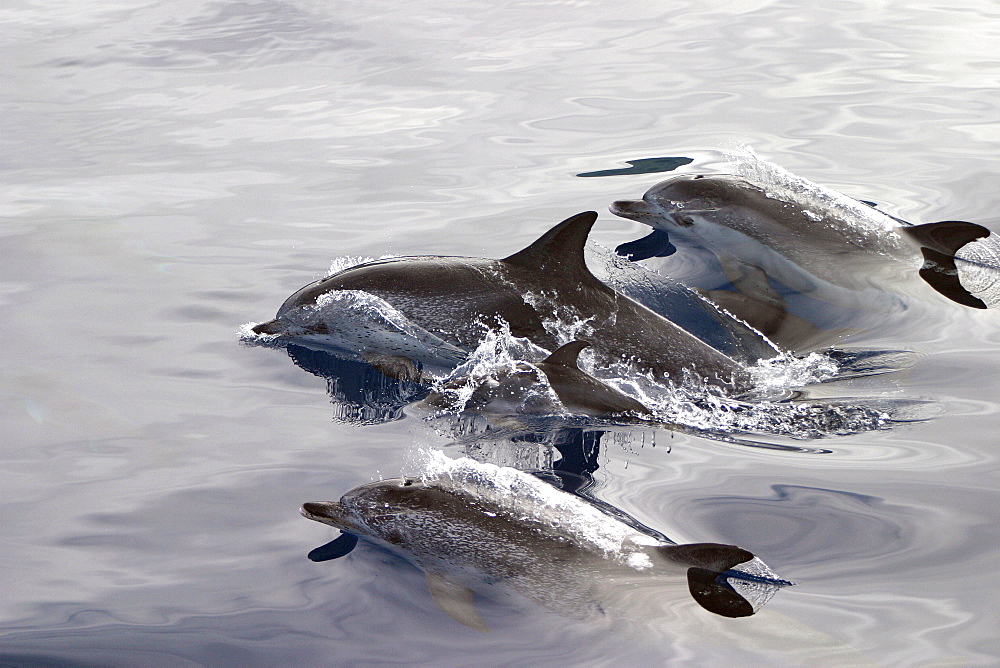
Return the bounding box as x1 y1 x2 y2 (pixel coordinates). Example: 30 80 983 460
904 220 991 308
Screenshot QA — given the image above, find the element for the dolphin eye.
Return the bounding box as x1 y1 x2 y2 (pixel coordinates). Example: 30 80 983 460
677 214 695 227
402 479 413 487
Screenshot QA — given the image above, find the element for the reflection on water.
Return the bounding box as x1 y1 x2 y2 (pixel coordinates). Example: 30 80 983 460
285 344 428 425
577 156 694 178
5 0 1000 665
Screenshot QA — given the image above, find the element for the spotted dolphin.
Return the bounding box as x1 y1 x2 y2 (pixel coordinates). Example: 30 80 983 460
253 212 749 392
301 458 789 629
611 174 993 311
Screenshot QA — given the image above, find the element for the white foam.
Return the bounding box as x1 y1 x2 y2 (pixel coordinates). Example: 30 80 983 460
956 237 1000 308
426 321 555 413
326 254 401 277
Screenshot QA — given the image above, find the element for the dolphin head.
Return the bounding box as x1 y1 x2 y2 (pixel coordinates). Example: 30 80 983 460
302 477 460 546
611 174 755 232
300 500 361 533
249 312 333 339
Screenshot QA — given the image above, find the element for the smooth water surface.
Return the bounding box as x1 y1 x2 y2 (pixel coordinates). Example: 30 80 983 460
3 1 1000 664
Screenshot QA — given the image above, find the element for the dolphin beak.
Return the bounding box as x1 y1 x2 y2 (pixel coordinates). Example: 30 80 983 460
251 319 284 335
301 501 353 529
609 199 659 223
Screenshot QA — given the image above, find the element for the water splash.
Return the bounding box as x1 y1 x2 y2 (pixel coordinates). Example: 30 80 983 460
423 322 557 414
956 237 1000 308
421 322 905 440
747 351 839 395
327 255 375 275
727 557 794 611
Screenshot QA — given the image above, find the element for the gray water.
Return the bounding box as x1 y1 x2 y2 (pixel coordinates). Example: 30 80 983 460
4 1 1000 665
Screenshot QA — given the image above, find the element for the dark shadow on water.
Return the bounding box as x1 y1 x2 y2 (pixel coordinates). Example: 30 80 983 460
577 157 694 178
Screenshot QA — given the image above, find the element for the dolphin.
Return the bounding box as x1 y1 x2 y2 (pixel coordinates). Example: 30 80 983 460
252 212 749 392
586 242 779 364
422 340 654 419
611 174 994 313
301 458 790 630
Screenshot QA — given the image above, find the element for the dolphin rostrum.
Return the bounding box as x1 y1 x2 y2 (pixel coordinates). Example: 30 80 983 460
301 457 790 630
253 212 749 392
611 174 993 311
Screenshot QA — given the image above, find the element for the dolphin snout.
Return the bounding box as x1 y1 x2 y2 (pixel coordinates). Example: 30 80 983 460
301 501 346 521
251 319 284 335
609 199 660 223
301 502 330 519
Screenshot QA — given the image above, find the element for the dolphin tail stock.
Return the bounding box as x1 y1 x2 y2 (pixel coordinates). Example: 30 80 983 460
903 220 991 308
615 229 677 261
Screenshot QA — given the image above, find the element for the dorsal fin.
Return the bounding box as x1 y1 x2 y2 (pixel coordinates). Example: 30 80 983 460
502 211 599 280
902 220 990 255
541 340 591 368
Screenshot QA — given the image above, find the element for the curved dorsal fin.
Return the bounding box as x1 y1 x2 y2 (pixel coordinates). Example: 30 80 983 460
541 340 591 368
502 211 599 281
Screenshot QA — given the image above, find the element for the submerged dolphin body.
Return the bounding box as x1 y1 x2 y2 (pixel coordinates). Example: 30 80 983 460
253 212 749 392
611 174 996 347
301 458 790 630
422 340 653 419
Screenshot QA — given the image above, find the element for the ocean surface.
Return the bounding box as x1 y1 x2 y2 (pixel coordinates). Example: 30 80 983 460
3 1 1000 665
